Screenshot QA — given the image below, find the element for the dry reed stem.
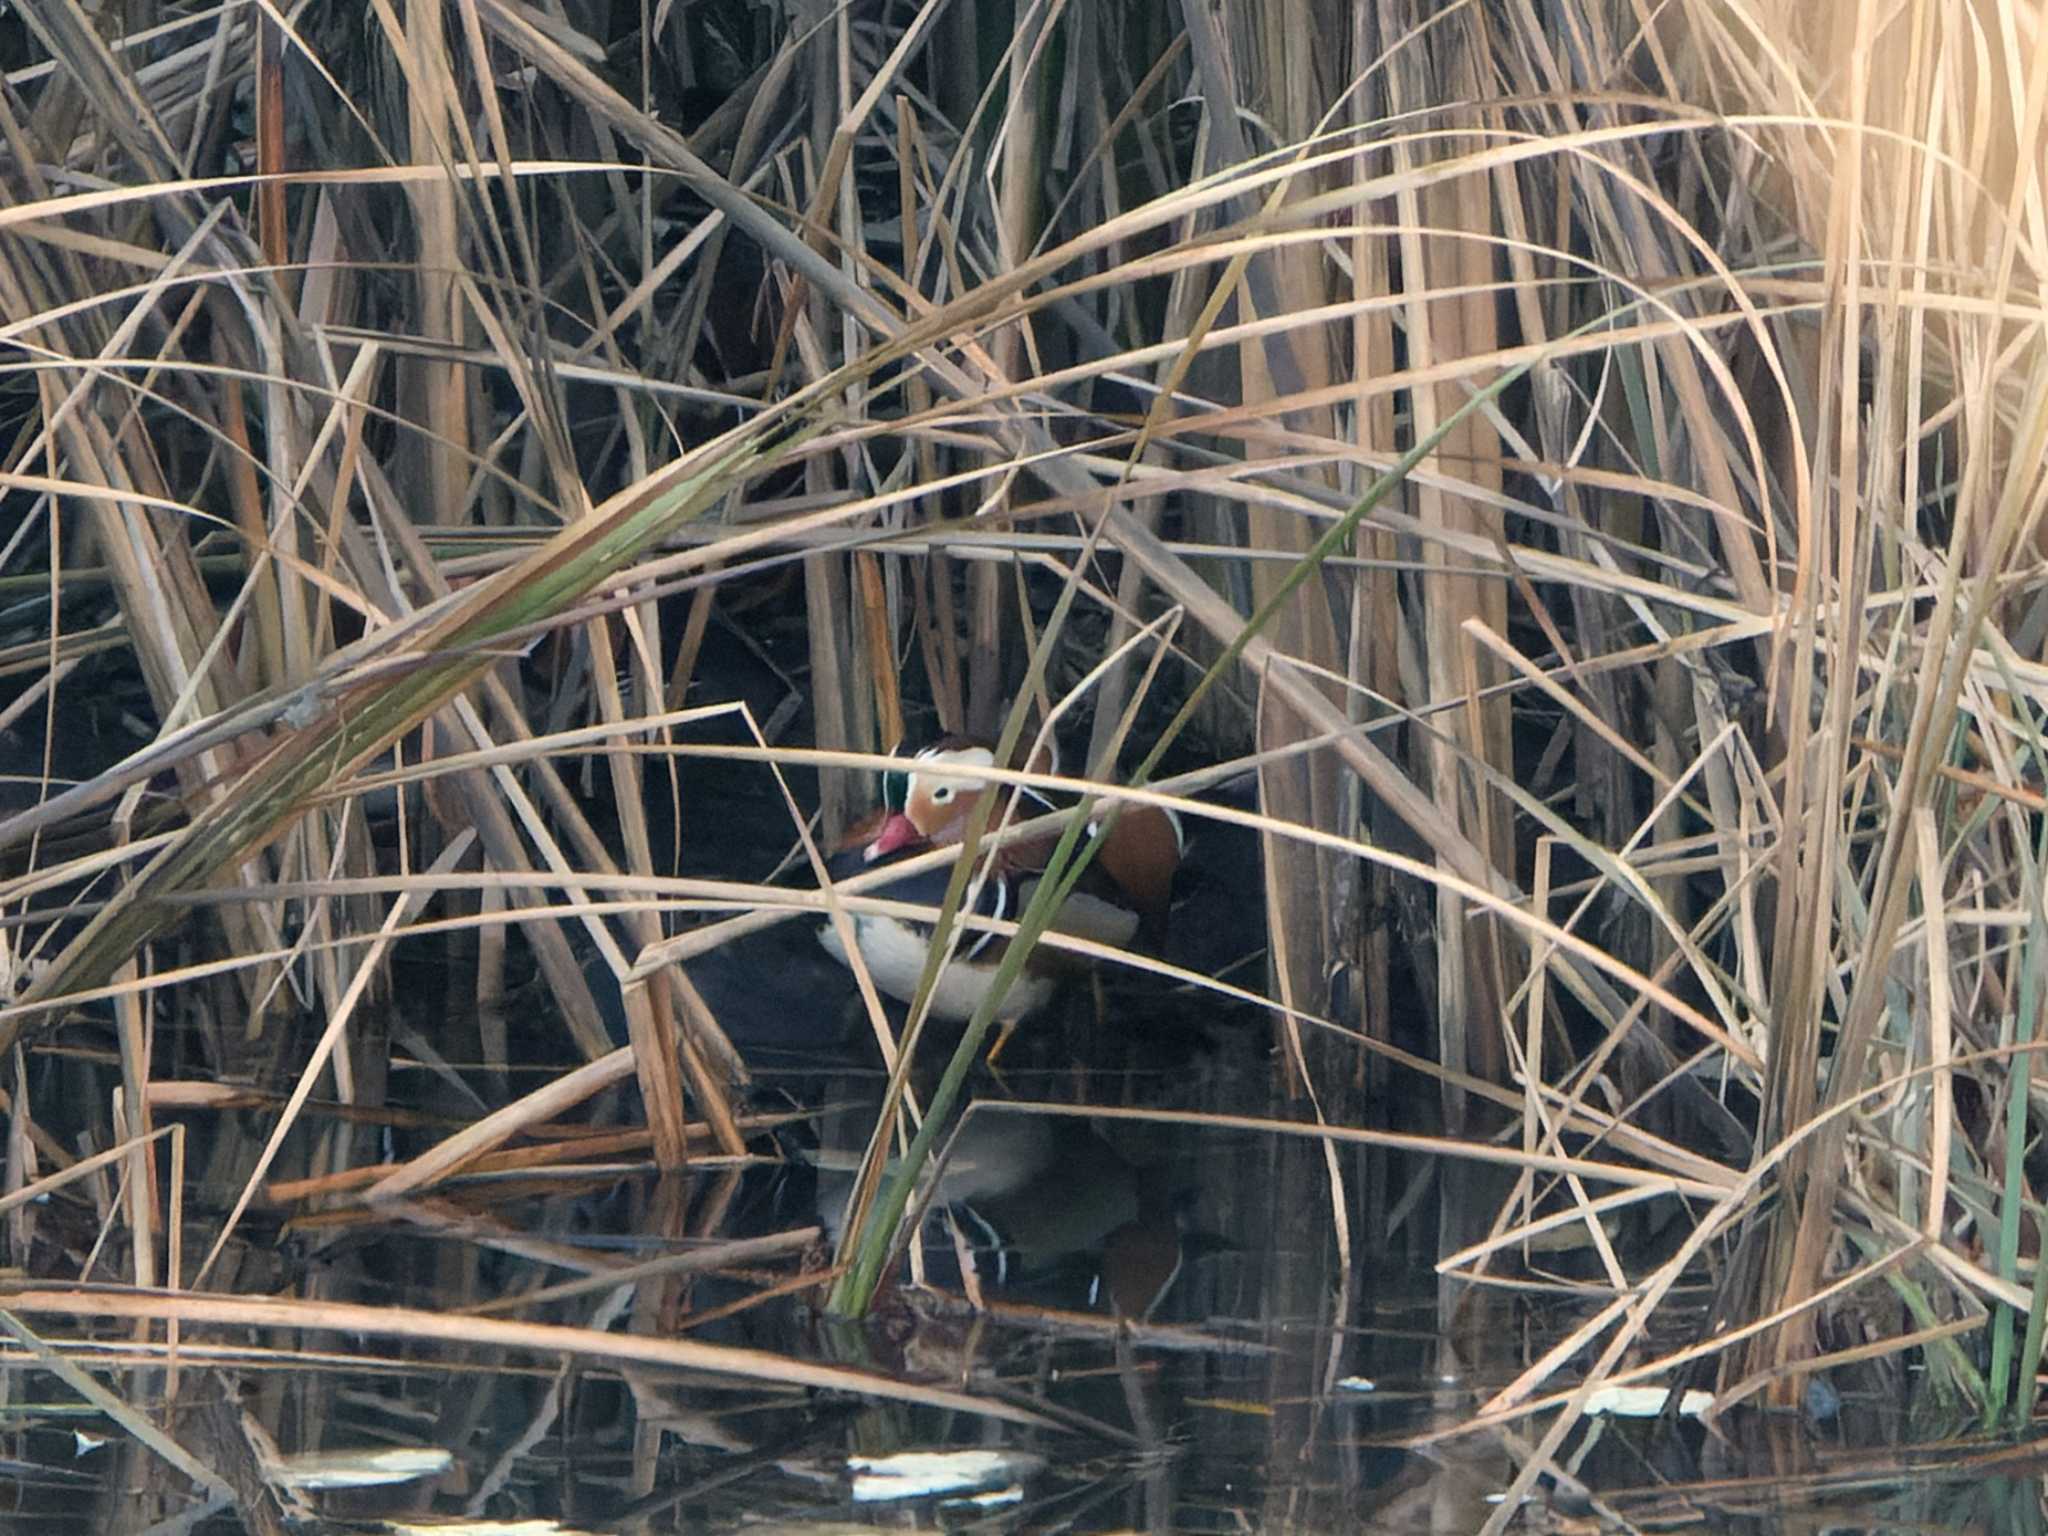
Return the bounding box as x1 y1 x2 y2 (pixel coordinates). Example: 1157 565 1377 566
0 1288 1050 1424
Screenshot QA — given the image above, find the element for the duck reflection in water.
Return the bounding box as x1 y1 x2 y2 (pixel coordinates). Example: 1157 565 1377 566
814 1105 1218 1322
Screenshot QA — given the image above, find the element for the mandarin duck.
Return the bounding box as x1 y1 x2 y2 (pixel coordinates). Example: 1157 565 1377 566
816 738 1184 1026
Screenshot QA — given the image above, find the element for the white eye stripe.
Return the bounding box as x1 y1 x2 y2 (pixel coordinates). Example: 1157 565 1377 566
909 772 991 802
911 745 994 765
907 748 995 806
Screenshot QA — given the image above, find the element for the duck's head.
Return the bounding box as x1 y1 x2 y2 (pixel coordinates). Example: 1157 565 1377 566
863 741 1002 860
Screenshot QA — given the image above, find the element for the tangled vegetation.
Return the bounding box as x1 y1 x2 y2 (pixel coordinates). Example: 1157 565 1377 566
1 0 2045 1525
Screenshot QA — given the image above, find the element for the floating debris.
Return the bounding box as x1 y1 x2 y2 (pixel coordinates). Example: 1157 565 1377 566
1581 1385 1713 1419
846 1448 1045 1503
379 1520 603 1536
274 1445 454 1490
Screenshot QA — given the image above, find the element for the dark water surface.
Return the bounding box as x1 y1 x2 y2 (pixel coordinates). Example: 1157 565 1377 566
2 1024 2027 1534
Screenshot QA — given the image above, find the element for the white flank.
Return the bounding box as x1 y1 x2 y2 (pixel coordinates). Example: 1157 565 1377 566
819 916 1053 1021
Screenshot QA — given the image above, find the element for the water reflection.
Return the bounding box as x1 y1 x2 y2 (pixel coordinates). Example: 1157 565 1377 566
0 1091 2024 1533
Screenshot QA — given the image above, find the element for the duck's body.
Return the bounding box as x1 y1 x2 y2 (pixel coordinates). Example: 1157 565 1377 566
817 739 1182 1023
816 851 1059 1021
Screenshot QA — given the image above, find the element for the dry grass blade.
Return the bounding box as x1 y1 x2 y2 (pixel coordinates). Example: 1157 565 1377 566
194 833 475 1283
1 1289 1050 1425
0 1307 228 1496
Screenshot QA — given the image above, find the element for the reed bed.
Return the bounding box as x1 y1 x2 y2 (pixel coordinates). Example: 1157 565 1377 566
0 0 2045 1524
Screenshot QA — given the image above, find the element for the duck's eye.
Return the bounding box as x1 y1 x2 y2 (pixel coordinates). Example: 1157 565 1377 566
930 784 956 806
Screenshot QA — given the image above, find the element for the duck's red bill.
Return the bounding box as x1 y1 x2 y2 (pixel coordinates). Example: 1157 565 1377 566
865 812 924 860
